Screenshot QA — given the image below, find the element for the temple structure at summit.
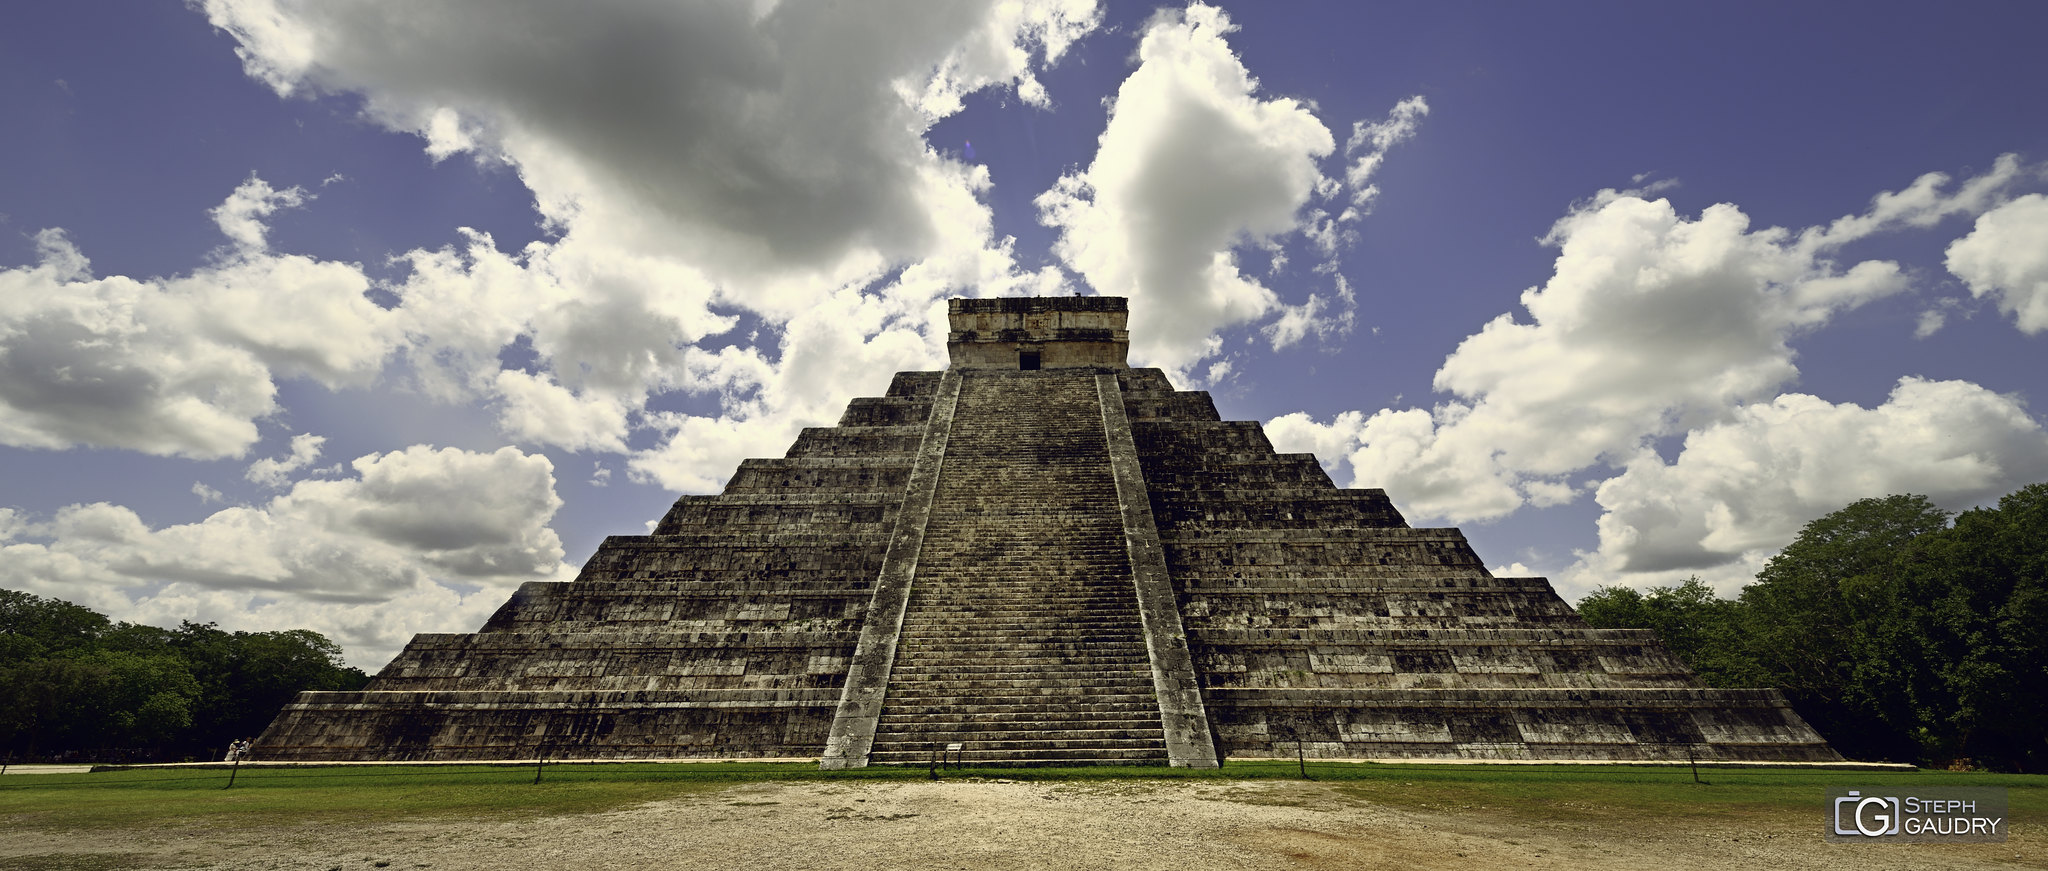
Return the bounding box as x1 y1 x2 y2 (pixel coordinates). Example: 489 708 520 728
257 296 1838 766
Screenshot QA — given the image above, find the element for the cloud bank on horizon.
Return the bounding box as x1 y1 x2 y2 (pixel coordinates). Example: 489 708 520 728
1269 159 2048 590
2 1 2045 666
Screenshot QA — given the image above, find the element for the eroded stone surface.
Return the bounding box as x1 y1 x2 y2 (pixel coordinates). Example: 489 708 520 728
257 298 1836 765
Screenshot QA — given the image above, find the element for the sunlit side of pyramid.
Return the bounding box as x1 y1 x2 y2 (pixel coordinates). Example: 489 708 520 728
257 297 1838 766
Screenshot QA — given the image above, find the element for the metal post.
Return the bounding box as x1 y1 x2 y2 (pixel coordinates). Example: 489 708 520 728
224 757 240 789
1297 740 1308 780
1687 743 1701 784
534 728 547 784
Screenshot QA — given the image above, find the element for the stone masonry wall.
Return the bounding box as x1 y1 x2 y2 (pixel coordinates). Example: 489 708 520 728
256 314 1839 765
1114 367 1839 762
256 372 942 760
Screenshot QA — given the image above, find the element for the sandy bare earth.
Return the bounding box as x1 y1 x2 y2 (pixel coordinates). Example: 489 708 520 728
3 779 2037 871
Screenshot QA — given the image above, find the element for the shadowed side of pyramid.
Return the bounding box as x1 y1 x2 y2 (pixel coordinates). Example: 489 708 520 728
254 371 943 761
255 296 1837 765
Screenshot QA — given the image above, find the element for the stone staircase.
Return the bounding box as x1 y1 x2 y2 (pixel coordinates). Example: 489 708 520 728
259 297 1836 765
868 373 1169 766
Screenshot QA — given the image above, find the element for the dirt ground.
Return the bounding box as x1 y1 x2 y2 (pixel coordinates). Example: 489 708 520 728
1 778 2036 871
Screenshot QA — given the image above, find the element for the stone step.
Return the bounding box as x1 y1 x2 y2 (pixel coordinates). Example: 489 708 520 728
905 597 1133 604
905 583 1134 593
891 646 1149 658
876 717 1164 733
879 697 1162 716
892 659 1149 672
902 602 1134 611
884 679 1154 696
895 628 1147 640
894 641 1147 652
897 612 1142 622
884 667 1150 681
908 569 1130 577
895 642 1149 656
871 735 1166 753
874 733 1168 750
888 677 1155 691
905 610 1146 618
919 542 1122 548
890 656 1150 672
896 620 1144 632
896 645 1146 658
912 566 1129 574
862 373 1171 767
869 756 1171 769
884 685 1156 701
899 600 1138 610
897 618 1140 627
901 594 1136 604
867 747 1168 765
917 545 1125 552
879 710 1160 726
898 598 1138 608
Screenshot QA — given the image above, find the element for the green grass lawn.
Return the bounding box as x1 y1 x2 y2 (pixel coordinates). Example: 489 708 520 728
3 761 2041 832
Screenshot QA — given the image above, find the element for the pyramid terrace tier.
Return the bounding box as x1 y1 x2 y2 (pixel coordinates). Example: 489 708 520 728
1189 627 1702 689
779 424 925 458
653 492 902 535
1133 455 1339 491
1150 488 1410 531
255 297 1841 766
714 457 915 497
480 580 872 631
367 628 858 691
1161 527 1491 572
1176 584 1585 630
259 689 842 761
1206 687 1838 762
572 532 893 579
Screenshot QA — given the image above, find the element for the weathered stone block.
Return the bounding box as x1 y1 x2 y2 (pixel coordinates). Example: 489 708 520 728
256 297 1837 766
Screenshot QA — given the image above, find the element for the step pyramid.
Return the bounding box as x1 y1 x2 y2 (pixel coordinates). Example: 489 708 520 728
256 296 1838 766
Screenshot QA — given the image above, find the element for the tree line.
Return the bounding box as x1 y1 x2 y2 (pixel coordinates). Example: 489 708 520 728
1578 483 2047 772
6 484 2039 768
0 592 368 763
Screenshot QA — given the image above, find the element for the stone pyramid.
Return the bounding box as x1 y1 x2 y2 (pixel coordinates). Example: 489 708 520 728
257 297 1838 766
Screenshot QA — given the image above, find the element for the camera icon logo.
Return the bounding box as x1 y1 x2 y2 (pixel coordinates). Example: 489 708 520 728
1833 790 1902 837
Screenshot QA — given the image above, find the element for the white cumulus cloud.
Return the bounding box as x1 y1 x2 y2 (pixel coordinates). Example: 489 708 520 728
0 444 572 668
1947 192 2048 334
1342 95 1429 214
1566 378 2048 595
1036 3 1339 379
199 0 1097 307
1272 159 2031 525
245 432 327 488
194 0 1098 489
209 175 307 252
0 200 393 459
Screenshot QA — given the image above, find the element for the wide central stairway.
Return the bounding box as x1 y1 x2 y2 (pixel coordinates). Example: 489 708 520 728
867 373 1170 766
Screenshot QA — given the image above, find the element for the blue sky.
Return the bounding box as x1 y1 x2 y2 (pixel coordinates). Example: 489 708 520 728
4 1 2045 668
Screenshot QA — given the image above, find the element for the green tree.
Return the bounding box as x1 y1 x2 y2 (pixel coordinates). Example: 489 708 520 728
1738 494 1951 762
0 591 368 761
1578 577 1762 688
1898 483 2048 771
0 657 102 757
0 590 110 663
